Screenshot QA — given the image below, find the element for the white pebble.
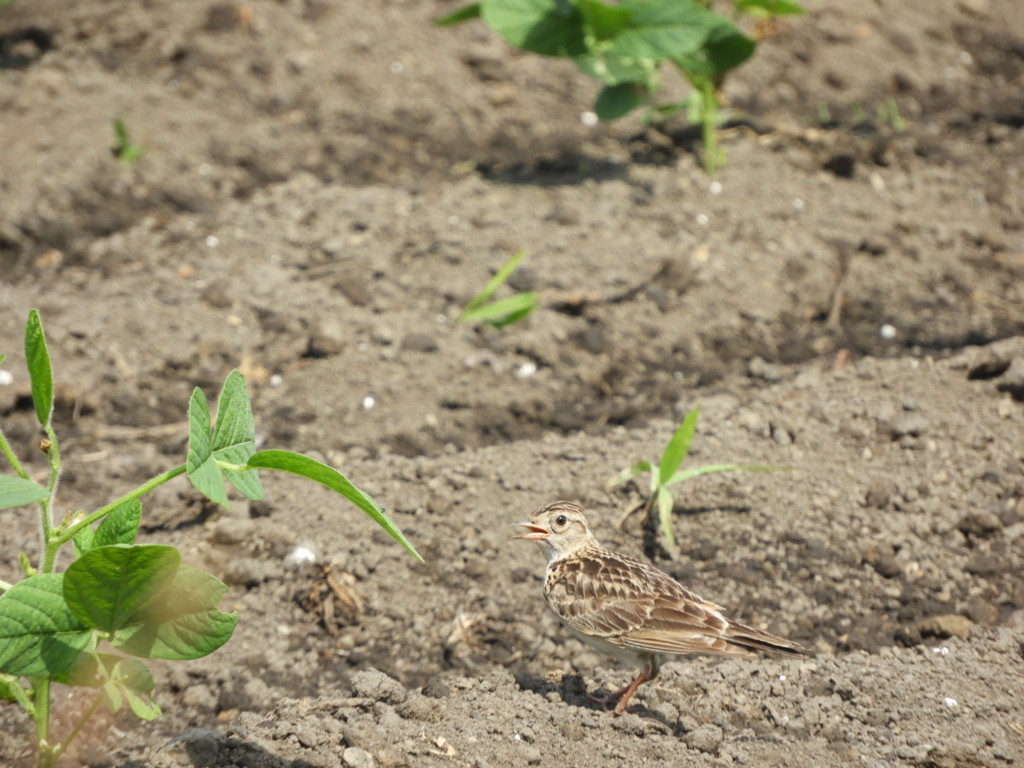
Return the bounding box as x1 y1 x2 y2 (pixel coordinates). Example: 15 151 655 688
695 213 709 226
580 111 598 127
0 370 12 386
943 697 958 708
205 235 220 248
285 546 316 566
793 198 804 210
931 646 950 656
389 61 404 74
361 395 376 410
708 181 723 195
880 323 897 340
269 374 283 388
515 362 537 379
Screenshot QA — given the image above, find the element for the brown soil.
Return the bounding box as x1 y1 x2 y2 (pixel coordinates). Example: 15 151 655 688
1 0 1022 766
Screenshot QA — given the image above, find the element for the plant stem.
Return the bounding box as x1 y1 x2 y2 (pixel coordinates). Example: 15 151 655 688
33 678 53 768
39 426 62 573
52 464 188 548
0 425 31 479
700 78 720 174
51 692 104 764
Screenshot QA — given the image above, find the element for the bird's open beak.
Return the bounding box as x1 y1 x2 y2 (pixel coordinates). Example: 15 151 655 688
513 521 550 541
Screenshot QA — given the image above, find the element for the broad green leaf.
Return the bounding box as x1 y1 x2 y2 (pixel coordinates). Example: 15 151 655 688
0 475 49 509
72 521 95 558
24 309 54 428
0 354 5 365
576 0 632 41
211 370 263 501
613 459 652 486
657 485 675 546
436 2 482 25
102 680 123 712
594 81 649 119
64 545 181 632
609 0 714 60
186 387 228 507
575 50 651 86
124 685 161 720
112 564 237 660
94 499 143 548
658 405 700 486
0 573 95 676
674 20 755 79
247 450 423 562
483 0 587 57
666 463 785 486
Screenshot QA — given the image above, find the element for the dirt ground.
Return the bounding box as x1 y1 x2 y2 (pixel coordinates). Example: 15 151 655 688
1 0 1023 765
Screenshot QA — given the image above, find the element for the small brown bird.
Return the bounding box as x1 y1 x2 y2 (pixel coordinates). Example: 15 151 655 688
515 500 806 715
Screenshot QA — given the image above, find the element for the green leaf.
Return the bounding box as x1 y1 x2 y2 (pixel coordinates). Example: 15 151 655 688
674 19 755 80
436 2 482 25
211 370 263 501
186 387 228 507
0 673 20 701
612 459 652 487
658 405 700 486
459 251 528 318
575 50 651 86
124 684 161 720
576 0 632 41
94 499 142 548
0 475 50 509
609 0 715 60
112 564 237 660
0 354 6 365
0 573 96 676
76 499 142 557
72 522 95 558
665 463 785 486
483 0 587 57
656 485 675 546
735 0 804 17
594 81 649 119
247 450 424 563
459 292 537 326
24 309 54 428
64 545 181 632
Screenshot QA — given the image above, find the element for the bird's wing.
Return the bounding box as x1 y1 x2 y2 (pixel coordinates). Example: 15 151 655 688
546 550 756 656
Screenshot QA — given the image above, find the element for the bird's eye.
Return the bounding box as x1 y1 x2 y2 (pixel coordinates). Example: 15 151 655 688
555 514 567 527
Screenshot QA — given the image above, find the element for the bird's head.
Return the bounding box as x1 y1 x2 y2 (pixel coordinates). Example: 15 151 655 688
514 500 598 562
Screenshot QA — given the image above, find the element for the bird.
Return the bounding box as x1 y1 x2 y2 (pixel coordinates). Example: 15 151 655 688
515 500 806 715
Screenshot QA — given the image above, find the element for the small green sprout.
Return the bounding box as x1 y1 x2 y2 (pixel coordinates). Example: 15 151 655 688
112 118 144 164
457 250 537 327
0 310 421 768
612 404 781 547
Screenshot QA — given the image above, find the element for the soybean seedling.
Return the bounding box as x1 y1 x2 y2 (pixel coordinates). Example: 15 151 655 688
112 118 144 164
438 0 803 173
457 250 537 327
612 404 780 547
0 310 421 768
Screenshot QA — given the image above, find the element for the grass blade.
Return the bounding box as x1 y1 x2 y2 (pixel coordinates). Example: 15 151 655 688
658 405 700 486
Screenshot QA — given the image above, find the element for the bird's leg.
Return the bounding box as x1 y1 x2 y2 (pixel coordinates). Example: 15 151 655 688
611 662 658 716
